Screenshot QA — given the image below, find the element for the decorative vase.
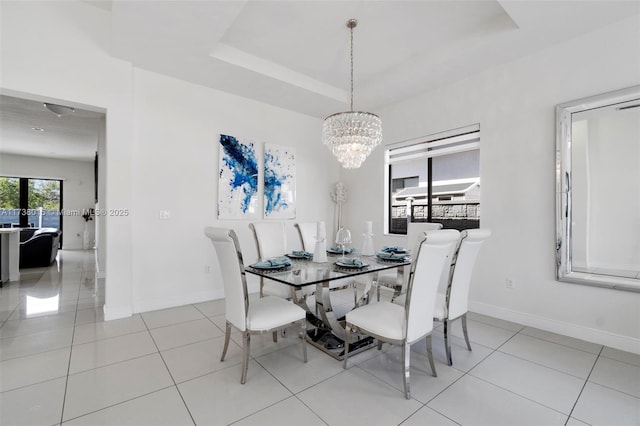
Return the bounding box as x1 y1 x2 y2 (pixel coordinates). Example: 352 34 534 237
313 221 328 263
361 221 375 255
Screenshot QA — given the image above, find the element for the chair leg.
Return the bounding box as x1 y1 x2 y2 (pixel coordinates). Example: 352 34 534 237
241 331 250 384
461 314 472 351
343 324 351 369
426 334 437 377
443 319 453 366
353 285 357 306
220 322 231 362
300 319 308 363
402 342 411 400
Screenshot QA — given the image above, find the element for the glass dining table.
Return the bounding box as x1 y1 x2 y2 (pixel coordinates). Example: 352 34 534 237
245 252 411 360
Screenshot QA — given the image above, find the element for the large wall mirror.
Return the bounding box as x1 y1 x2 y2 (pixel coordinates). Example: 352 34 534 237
556 86 640 292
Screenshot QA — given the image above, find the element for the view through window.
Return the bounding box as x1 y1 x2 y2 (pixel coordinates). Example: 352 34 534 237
385 125 480 234
0 177 62 230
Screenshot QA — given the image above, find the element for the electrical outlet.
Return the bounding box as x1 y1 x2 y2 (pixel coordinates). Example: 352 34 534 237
506 278 515 289
159 210 171 219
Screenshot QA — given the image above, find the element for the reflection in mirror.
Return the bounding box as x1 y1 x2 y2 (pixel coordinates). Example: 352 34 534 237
556 86 640 292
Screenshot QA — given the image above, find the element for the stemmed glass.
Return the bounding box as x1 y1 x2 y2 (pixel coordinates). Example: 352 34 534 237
335 227 352 262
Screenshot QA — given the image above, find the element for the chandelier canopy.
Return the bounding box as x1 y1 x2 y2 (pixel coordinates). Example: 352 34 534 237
322 19 382 169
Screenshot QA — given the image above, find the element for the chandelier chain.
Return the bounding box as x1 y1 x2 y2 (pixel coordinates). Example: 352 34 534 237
322 18 381 169
349 22 354 111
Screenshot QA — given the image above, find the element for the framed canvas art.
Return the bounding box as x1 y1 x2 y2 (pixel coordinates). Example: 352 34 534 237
217 134 259 219
264 143 296 219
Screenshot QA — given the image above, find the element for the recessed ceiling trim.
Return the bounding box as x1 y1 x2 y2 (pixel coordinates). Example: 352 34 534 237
210 43 347 103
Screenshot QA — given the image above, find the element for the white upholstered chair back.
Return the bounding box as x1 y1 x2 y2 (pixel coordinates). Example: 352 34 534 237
405 229 460 343
250 222 287 259
406 222 456 295
249 222 291 299
386 222 446 296
294 222 316 251
204 227 247 332
406 222 443 251
447 228 491 320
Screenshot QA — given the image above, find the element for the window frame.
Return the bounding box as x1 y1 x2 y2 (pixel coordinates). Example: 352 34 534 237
384 124 480 235
0 176 64 245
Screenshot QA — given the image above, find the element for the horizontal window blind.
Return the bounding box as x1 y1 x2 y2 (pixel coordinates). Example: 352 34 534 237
386 124 480 164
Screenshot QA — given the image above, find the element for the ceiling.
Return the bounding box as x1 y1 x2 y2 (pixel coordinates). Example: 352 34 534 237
0 95 103 162
1 1 638 161
108 0 639 117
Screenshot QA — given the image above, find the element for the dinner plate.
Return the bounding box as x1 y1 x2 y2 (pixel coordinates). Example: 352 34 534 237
250 262 291 270
376 253 409 262
327 248 355 254
286 253 312 259
381 247 407 254
335 261 368 269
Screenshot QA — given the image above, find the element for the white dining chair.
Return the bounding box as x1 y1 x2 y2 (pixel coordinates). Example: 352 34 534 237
434 228 491 366
343 229 460 399
204 227 307 384
378 222 444 299
249 222 296 300
294 222 317 253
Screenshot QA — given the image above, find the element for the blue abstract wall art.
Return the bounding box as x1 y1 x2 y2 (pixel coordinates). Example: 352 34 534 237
264 143 296 219
218 134 259 219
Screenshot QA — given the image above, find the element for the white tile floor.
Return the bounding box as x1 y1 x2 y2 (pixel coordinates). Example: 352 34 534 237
1 250 639 425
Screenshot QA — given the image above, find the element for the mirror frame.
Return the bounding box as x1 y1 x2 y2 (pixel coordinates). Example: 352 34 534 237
556 85 640 292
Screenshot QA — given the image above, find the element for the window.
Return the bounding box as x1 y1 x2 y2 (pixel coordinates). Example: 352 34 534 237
384 125 480 234
0 177 63 232
391 176 419 193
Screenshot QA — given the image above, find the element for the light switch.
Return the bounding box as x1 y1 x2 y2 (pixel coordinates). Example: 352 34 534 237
159 210 171 219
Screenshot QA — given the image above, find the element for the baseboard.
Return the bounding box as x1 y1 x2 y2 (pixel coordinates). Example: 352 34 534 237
103 304 133 321
133 289 223 314
469 301 640 354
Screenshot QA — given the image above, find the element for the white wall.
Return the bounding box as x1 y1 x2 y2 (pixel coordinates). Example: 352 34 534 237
0 154 95 249
343 15 640 353
95 118 107 277
130 68 335 312
1 1 134 320
1 1 338 317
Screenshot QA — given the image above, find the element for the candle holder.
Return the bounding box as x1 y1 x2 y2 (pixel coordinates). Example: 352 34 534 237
335 227 352 262
361 232 374 256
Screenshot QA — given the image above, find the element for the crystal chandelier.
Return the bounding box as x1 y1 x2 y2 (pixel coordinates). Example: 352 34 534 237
323 19 382 169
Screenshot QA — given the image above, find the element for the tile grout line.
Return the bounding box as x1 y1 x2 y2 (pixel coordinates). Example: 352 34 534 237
140 306 198 426
413 325 525 423
564 345 604 425
59 386 177 424
291 393 331 426
517 332 604 357
347 344 468 425
0 304 19 329
231 326 334 425
493 348 597 381
457 327 576 421
58 259 86 425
